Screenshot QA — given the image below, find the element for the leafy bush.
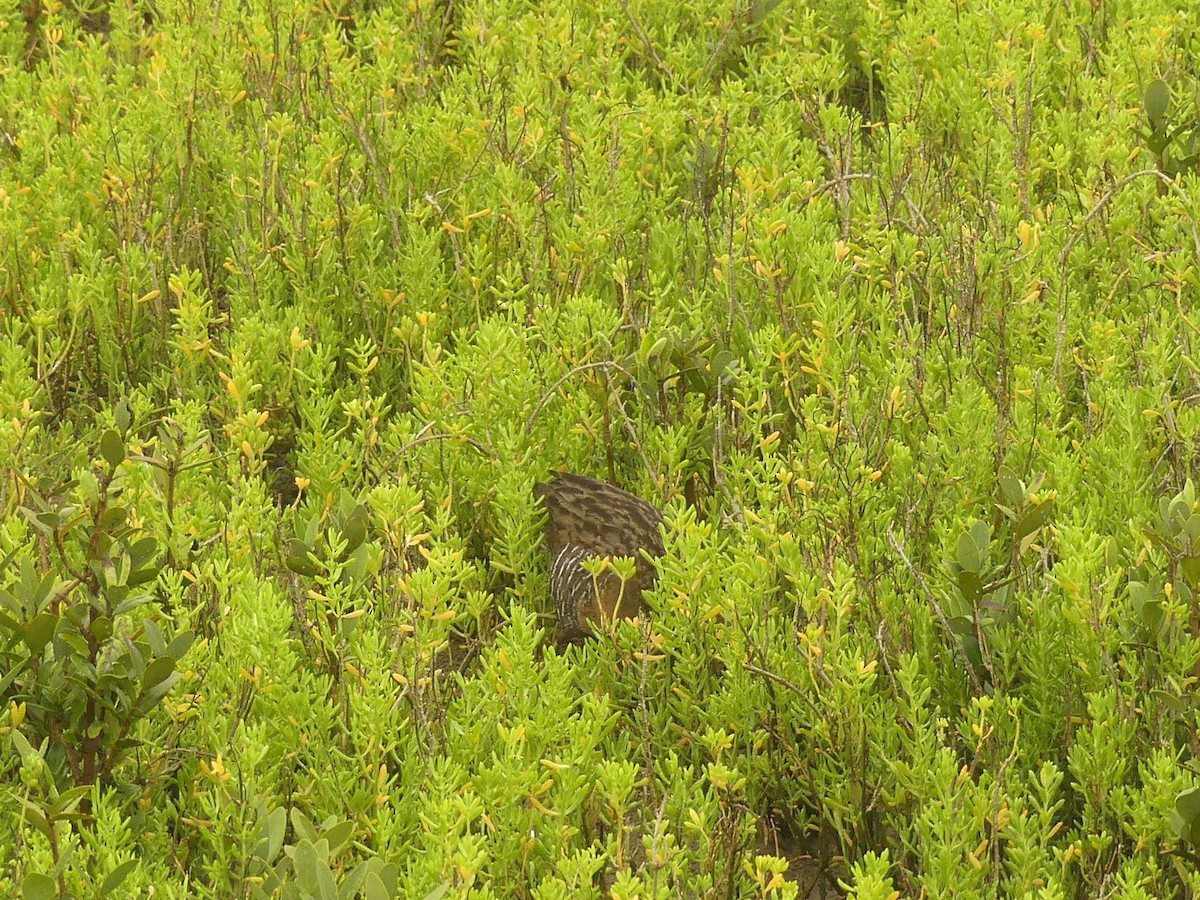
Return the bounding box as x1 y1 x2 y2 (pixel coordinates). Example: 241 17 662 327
4 0 1200 896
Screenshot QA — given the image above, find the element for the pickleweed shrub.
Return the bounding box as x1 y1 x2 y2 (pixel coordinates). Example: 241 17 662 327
8 0 1200 894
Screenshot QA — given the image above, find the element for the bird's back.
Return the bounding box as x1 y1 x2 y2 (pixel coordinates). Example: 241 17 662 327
534 472 664 643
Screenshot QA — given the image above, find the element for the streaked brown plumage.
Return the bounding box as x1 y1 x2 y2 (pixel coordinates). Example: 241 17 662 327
534 472 665 644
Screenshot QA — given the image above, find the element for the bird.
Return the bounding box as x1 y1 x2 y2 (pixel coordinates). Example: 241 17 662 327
534 472 665 645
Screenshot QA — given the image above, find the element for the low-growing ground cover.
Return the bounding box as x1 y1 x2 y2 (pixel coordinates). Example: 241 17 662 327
3 0 1200 896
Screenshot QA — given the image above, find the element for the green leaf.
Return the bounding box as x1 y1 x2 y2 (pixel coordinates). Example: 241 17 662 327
21 873 57 900
1016 499 1055 540
376 863 399 896
139 672 181 709
112 590 153 617
361 871 389 900
956 530 980 573
303 514 321 546
345 543 370 582
947 614 974 638
113 400 132 435
100 429 126 469
1182 557 1200 584
1185 512 1200 541
24 612 57 655
341 506 368 553
128 537 159 570
16 796 53 841
969 520 990 562
24 509 60 536
266 806 287 862
142 656 176 692
51 785 93 816
11 730 36 759
127 566 161 588
957 569 983 604
323 819 355 853
1150 689 1186 716
145 619 166 655
59 629 89 658
293 839 337 900
0 607 22 633
167 630 195 660
79 470 100 505
750 0 786 29
1173 787 1200 844
287 539 320 577
960 631 984 675
102 505 129 530
286 554 320 578
293 839 321 893
340 862 371 900
709 348 736 378
1146 79 1170 128
291 808 319 843
99 859 139 898
997 467 1023 508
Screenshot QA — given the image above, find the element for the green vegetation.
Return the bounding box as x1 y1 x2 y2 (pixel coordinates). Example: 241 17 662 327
2 0 1200 896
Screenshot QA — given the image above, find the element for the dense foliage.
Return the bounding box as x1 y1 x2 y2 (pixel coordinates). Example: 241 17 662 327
3 0 1200 896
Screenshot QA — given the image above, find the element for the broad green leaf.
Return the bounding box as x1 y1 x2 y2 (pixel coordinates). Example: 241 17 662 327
340 862 370 900
113 400 131 435
99 859 139 898
287 539 320 577
362 871 390 900
345 543 370 581
128 537 159 570
145 619 166 655
100 429 126 469
1185 513 1200 540
341 507 368 552
134 679 173 715
1182 557 1200 584
956 530 980 573
16 797 53 841
1146 79 1170 127
267 806 287 862
21 873 57 900
293 839 322 894
1173 787 1200 844
1150 689 1186 716
957 569 982 604
947 614 974 638
323 820 355 853
127 566 161 588
969 520 990 561
960 632 984 675
102 505 129 530
291 808 319 843
1016 499 1055 540
376 863 398 895
167 630 195 660
24 612 57 655
998 467 1023 507
52 785 93 815
286 554 320 577
11 730 36 759
142 656 176 691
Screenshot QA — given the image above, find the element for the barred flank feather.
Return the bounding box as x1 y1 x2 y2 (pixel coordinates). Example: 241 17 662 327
534 472 665 644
